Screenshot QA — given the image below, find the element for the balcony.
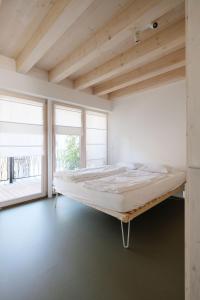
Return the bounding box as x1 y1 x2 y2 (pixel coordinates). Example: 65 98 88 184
0 156 42 203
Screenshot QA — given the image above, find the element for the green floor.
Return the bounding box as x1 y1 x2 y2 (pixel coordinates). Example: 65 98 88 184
0 196 184 300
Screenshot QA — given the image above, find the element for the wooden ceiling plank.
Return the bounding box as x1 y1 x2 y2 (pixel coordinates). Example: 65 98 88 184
0 54 16 72
94 48 185 95
49 0 184 83
16 0 94 73
109 66 185 100
74 19 185 90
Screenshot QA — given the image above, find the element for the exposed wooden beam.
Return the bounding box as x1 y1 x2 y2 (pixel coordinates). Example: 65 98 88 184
74 19 185 90
49 0 184 83
109 66 185 100
94 48 185 95
0 54 16 71
16 0 94 73
0 54 53 82
0 69 111 111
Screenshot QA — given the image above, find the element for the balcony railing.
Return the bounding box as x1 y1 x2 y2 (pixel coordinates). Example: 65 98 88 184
0 156 41 183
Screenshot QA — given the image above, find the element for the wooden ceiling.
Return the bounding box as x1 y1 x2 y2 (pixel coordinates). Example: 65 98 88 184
0 0 185 100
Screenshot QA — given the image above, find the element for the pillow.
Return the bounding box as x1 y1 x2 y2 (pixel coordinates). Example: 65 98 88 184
139 163 169 174
116 162 142 170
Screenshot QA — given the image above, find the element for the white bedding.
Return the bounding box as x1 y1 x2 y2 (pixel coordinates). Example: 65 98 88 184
54 165 126 183
83 170 166 193
54 168 186 213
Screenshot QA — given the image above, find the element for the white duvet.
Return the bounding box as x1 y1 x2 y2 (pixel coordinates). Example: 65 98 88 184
83 170 167 193
54 165 126 183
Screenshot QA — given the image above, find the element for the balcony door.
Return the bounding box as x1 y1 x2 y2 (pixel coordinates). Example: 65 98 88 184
54 104 83 171
0 96 46 207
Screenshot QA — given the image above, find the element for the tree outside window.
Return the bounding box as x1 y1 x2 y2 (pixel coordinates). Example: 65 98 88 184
56 135 80 170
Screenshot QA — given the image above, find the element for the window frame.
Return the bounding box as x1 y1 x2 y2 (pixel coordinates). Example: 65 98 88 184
52 103 108 172
0 94 108 207
0 94 48 208
53 102 84 172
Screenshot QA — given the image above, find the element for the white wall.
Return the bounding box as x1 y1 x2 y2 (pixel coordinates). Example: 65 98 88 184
109 80 186 169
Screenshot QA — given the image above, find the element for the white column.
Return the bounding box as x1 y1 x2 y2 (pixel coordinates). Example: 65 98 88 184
47 100 53 198
186 0 200 299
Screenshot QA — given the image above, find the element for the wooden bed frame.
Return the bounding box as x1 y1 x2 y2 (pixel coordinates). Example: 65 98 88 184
55 183 185 248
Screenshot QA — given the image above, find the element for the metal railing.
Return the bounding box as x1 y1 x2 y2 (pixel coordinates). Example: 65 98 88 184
0 156 41 183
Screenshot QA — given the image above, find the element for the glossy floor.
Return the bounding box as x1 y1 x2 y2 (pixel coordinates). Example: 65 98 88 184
0 196 184 300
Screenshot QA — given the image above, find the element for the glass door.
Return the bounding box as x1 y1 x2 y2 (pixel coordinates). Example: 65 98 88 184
0 96 46 206
54 104 82 171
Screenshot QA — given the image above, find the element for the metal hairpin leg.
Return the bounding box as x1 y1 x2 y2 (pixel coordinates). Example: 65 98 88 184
121 221 131 248
54 192 59 208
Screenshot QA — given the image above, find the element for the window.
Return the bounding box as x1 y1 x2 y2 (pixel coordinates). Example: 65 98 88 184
54 104 82 171
54 106 108 171
0 96 46 203
0 95 108 205
86 110 107 168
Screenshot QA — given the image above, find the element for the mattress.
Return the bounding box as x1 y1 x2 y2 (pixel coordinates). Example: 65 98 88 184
54 170 186 213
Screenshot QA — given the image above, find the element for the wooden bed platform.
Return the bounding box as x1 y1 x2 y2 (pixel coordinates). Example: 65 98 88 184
87 184 186 223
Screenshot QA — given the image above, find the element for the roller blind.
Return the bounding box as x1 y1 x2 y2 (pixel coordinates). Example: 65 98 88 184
86 111 107 168
55 105 82 135
0 97 44 156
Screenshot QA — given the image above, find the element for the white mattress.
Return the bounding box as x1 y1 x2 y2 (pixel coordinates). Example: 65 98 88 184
54 170 185 213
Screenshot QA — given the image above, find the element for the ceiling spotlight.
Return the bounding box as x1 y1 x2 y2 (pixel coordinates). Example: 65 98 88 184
148 22 158 30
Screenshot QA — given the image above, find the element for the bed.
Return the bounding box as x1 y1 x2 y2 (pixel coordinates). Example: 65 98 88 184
54 165 186 248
